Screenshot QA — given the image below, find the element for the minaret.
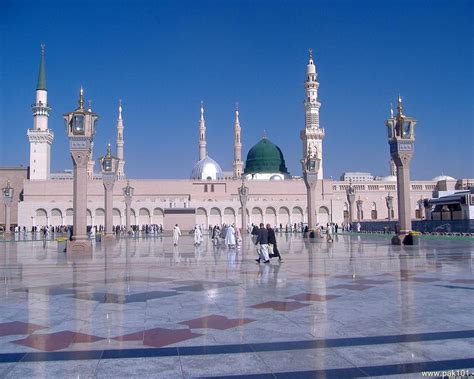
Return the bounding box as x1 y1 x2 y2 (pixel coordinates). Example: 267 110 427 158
116 99 126 179
199 101 207 160
388 103 397 176
300 48 325 180
87 99 95 178
28 44 54 180
233 103 243 178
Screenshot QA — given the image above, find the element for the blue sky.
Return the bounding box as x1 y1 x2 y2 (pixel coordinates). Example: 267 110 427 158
1 0 473 180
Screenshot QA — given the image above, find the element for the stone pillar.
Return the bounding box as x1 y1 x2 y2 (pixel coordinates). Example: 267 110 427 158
103 177 115 239
125 200 131 233
4 200 12 237
304 174 318 229
238 180 249 234
395 163 412 234
71 150 90 242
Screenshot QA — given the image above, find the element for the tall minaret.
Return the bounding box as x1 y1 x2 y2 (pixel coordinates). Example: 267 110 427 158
233 103 243 179
116 99 125 179
87 99 96 178
388 103 397 176
300 48 324 179
28 44 54 180
199 101 207 160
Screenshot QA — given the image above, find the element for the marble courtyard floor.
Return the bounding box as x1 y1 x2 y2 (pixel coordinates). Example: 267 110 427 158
0 233 473 378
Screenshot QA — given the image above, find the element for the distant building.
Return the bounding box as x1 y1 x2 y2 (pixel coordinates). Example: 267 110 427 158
340 172 374 182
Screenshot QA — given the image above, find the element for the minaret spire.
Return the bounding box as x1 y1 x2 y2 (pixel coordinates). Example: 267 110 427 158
233 102 243 178
116 99 125 179
28 44 54 180
198 101 207 160
300 48 325 180
36 43 46 90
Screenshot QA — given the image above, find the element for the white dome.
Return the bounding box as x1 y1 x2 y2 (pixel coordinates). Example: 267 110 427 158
378 175 397 182
190 156 223 180
432 175 456 182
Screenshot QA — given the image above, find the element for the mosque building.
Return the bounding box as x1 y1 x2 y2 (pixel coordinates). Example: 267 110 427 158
1 46 472 232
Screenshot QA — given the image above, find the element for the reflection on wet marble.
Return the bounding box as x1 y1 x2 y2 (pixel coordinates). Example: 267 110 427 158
0 233 473 377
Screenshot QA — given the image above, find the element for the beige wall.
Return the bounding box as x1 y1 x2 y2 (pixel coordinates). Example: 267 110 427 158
0 167 28 227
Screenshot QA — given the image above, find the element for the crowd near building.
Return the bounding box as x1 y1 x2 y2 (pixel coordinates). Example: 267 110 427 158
1 47 473 235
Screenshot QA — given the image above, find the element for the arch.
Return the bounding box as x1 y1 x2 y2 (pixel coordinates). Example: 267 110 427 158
35 208 48 226
196 207 207 228
95 208 105 227
251 207 263 225
291 206 304 225
87 209 92 226
278 206 290 226
113 208 122 226
153 207 164 225
209 207 221 227
50 208 62 226
343 202 349 222
223 207 236 225
138 208 150 226
65 208 74 226
264 207 277 226
318 206 330 226
130 209 137 225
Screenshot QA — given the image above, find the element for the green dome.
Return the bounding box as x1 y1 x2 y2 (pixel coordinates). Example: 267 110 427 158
244 138 289 175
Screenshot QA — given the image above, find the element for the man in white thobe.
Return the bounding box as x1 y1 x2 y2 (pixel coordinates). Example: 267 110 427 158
173 224 181 246
225 225 236 248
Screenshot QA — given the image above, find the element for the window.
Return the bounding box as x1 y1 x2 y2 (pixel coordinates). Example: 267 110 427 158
204 184 208 192
211 184 215 192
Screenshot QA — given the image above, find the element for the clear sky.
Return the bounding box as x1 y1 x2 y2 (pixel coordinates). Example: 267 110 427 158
1 0 473 180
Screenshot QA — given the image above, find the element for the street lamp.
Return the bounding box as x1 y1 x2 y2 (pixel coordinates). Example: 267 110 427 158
99 144 119 240
385 192 394 221
123 181 134 234
2 180 14 237
385 96 417 244
346 180 356 225
63 87 98 252
238 178 249 234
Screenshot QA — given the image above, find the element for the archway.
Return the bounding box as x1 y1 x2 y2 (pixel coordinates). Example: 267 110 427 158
50 208 62 226
196 208 207 228
113 208 122 226
371 202 378 220
35 209 47 226
251 207 263 225
278 207 290 226
264 207 277 226
153 208 164 226
209 207 221 227
95 208 105 227
87 209 93 226
291 206 303 225
138 208 150 226
223 207 236 225
318 206 330 226
65 208 74 226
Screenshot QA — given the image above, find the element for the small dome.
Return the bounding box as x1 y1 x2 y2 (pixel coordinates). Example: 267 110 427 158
432 175 456 182
378 175 397 182
244 138 289 175
190 156 223 180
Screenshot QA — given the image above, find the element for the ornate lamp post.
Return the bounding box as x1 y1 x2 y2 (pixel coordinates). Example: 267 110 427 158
385 96 417 244
346 180 356 225
385 192 394 221
123 181 134 234
2 181 14 237
238 178 249 234
99 144 119 240
63 88 98 252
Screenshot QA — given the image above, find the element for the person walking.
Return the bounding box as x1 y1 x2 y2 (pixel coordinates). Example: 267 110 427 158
255 223 270 263
193 225 202 246
225 224 236 248
266 224 282 262
173 224 181 246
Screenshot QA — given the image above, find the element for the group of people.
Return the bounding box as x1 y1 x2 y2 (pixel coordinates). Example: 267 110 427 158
251 223 282 263
211 224 242 248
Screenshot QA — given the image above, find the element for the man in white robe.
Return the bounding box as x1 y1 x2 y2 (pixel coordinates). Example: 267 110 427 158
194 225 202 246
173 224 181 246
225 224 236 248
